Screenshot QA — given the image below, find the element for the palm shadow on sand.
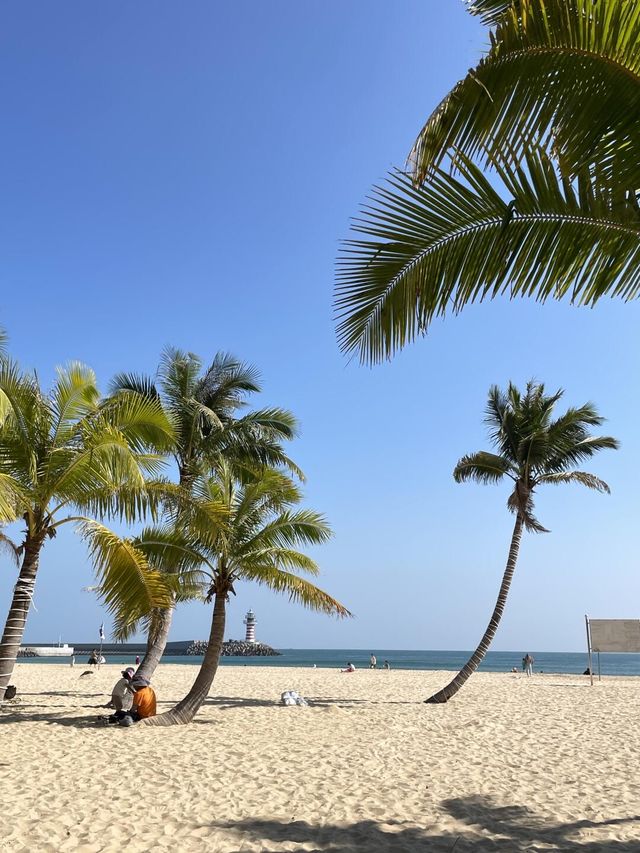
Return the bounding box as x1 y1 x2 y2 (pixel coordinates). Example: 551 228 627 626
212 795 640 852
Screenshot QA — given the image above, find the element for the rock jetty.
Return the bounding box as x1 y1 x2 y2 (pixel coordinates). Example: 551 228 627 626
186 639 280 657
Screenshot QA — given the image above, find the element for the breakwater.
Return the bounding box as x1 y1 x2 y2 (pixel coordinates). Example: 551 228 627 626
187 639 281 657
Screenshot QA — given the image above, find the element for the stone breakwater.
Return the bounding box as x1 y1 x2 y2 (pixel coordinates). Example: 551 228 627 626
186 639 281 657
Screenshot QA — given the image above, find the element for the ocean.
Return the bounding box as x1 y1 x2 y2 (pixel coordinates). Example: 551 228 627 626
16 648 640 676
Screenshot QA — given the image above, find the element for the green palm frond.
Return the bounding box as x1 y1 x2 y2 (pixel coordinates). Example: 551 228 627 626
467 0 517 25
0 473 28 522
536 471 611 492
80 520 177 640
196 352 261 413
335 150 640 363
241 564 351 618
110 372 160 400
99 390 175 453
239 509 332 556
50 363 100 443
409 0 640 191
453 452 515 484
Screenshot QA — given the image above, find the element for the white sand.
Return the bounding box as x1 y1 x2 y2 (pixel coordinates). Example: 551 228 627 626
1 663 639 851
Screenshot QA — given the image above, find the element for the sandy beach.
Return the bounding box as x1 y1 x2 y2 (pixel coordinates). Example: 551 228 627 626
1 664 639 852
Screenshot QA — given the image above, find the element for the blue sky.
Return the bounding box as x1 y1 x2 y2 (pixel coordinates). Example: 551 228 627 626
1 2 638 653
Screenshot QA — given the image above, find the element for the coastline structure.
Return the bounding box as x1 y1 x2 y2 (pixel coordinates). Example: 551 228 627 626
244 609 257 643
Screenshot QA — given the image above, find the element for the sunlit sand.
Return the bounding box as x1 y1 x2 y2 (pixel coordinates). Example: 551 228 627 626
1 663 639 851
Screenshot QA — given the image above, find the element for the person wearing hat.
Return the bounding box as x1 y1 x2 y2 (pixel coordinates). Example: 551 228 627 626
128 675 157 721
108 675 157 726
110 667 135 712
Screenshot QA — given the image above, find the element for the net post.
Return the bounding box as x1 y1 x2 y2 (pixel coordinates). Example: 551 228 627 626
585 614 593 686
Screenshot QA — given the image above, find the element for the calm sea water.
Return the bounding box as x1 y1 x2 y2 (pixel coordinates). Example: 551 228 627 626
16 648 640 676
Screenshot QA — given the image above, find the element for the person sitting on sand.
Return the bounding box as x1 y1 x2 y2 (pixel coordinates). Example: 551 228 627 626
383 660 390 670
109 675 157 726
110 667 135 711
341 662 356 673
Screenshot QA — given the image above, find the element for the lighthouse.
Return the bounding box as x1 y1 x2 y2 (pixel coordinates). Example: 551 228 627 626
243 609 257 644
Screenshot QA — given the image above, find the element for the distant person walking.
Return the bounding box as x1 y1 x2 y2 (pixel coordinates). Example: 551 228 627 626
524 653 534 677
135 655 140 666
369 654 377 669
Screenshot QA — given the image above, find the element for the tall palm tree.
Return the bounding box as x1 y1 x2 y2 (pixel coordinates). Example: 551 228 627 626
335 0 640 363
426 380 618 704
0 360 175 699
91 463 350 725
113 348 301 679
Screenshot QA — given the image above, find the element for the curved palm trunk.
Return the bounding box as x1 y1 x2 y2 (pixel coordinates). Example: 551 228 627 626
0 537 43 700
144 591 227 726
135 602 175 681
425 514 524 704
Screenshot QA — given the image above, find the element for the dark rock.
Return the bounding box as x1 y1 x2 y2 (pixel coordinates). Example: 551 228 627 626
186 639 281 657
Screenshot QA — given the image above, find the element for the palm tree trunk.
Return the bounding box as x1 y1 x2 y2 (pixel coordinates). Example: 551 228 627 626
425 513 524 704
144 591 227 726
0 537 43 700
135 602 175 681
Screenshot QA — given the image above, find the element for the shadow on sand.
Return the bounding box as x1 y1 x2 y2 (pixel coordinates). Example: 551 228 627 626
212 795 640 852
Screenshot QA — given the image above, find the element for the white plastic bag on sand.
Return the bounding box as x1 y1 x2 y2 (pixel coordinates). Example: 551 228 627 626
281 690 307 706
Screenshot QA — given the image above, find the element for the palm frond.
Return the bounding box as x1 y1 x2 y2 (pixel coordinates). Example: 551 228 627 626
467 0 517 25
335 150 640 363
536 471 611 493
109 372 160 400
50 363 99 443
453 451 515 484
0 528 20 565
80 520 177 641
242 564 350 618
409 0 640 191
0 473 28 522
98 390 175 453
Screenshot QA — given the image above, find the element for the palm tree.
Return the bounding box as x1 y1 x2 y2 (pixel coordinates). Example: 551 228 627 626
112 347 301 679
335 0 640 363
0 360 175 699
92 463 350 725
425 380 618 704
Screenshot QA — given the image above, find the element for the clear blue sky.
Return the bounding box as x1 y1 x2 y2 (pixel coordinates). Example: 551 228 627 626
1 2 638 653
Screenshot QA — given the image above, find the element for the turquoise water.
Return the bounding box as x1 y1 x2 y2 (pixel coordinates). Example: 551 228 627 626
17 648 640 676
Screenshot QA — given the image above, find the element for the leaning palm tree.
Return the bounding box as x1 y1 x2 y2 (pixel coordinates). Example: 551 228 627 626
0 360 175 699
335 0 640 363
112 347 300 679
93 463 350 725
425 380 618 704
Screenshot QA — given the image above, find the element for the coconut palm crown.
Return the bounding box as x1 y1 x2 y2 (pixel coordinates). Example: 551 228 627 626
0 360 175 699
426 380 619 704
90 462 350 725
111 347 302 679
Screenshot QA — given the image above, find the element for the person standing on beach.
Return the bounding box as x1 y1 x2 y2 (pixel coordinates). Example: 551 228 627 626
524 654 534 677
369 654 377 669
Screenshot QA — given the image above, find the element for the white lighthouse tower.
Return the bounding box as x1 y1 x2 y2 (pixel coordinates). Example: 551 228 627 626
243 609 257 644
